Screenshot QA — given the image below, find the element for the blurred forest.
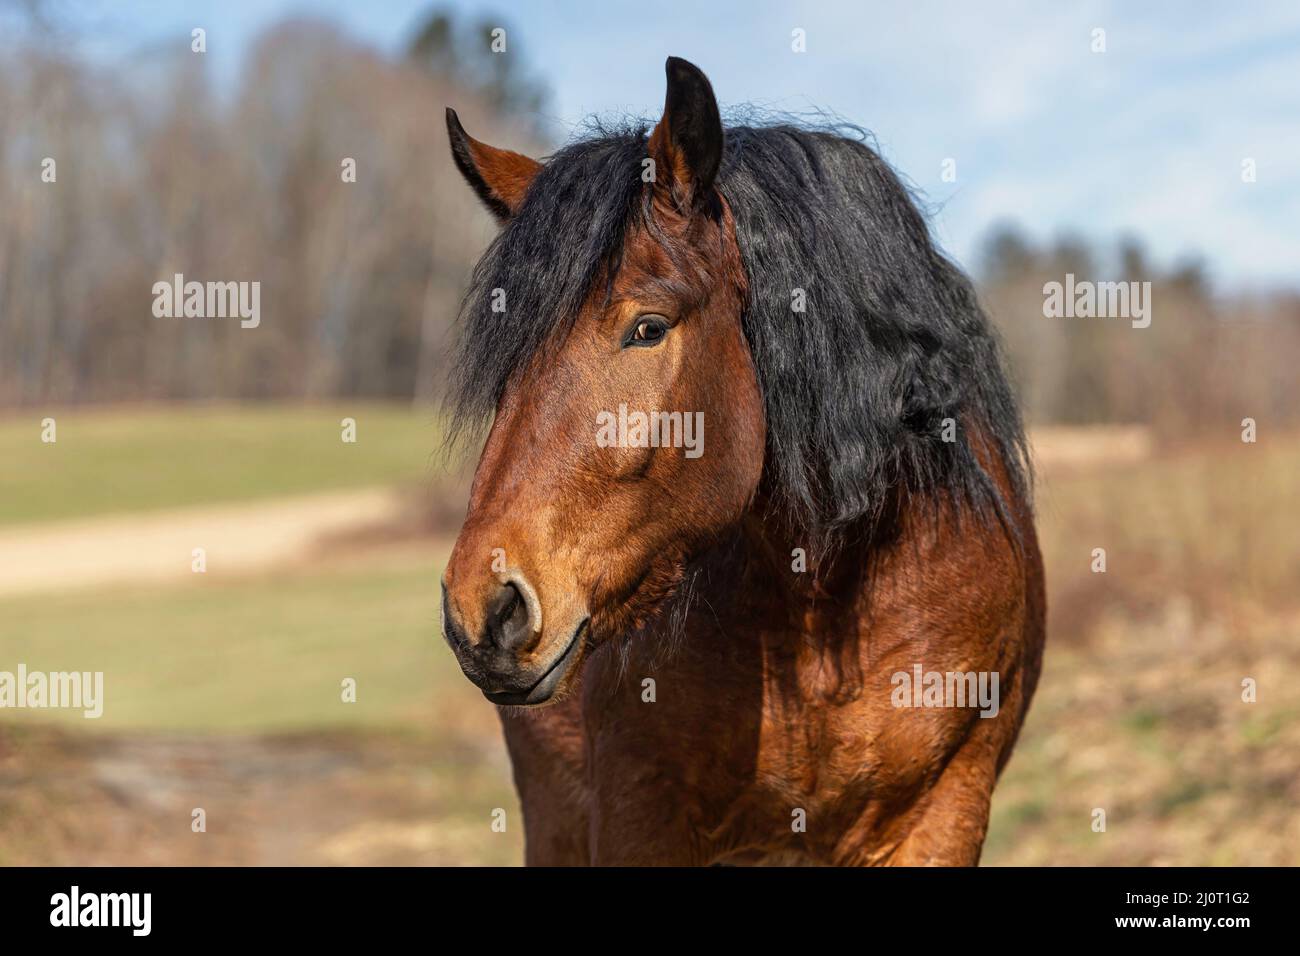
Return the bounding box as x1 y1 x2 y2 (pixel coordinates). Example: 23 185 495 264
979 230 1300 435
1 5 1298 436
0 8 547 408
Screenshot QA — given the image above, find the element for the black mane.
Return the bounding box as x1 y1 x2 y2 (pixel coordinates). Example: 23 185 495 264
447 121 1030 545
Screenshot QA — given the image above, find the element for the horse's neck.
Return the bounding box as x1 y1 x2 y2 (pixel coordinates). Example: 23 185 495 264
688 508 889 639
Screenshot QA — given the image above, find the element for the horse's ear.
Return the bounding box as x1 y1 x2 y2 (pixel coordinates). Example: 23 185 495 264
648 56 723 209
445 107 542 222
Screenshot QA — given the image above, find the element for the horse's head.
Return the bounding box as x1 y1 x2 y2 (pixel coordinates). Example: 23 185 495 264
440 58 765 705
439 57 1032 706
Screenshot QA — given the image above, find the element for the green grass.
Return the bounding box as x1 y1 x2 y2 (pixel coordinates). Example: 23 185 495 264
0 549 527 865
0 551 468 732
0 403 445 526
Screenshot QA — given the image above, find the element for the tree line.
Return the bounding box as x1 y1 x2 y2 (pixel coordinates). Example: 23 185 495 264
1 10 1295 436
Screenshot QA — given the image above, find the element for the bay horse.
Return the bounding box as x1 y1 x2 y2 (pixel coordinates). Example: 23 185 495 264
440 57 1045 865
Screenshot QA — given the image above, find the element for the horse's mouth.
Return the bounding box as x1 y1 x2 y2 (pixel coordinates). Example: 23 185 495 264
484 618 589 706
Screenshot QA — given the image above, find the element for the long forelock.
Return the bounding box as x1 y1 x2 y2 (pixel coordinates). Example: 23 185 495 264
445 126 651 449
445 119 1030 546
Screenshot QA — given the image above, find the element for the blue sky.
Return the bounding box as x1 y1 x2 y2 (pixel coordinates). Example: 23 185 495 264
42 0 1300 290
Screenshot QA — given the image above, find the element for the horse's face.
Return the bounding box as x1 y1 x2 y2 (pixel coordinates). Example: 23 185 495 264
441 59 764 705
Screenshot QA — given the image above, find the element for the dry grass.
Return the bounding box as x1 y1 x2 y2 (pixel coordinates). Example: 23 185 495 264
0 726 522 866
985 431 1300 864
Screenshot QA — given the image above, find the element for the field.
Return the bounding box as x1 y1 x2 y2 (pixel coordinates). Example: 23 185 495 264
0 404 442 526
986 431 1300 864
1 406 1297 865
0 542 524 865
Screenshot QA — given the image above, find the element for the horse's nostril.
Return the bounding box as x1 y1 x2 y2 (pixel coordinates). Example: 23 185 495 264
486 581 534 653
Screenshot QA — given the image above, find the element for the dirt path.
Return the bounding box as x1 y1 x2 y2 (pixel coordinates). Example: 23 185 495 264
0 488 407 598
0 726 521 866
0 426 1149 599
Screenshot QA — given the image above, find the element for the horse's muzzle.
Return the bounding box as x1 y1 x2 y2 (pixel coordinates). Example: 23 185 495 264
441 578 588 706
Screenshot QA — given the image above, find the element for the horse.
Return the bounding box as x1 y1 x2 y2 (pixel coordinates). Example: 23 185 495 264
439 56 1045 866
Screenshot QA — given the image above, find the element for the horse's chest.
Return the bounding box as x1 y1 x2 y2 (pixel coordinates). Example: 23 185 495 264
582 638 930 857
585 701 906 864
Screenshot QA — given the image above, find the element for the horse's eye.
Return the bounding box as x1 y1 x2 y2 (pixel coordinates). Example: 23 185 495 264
625 315 669 348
